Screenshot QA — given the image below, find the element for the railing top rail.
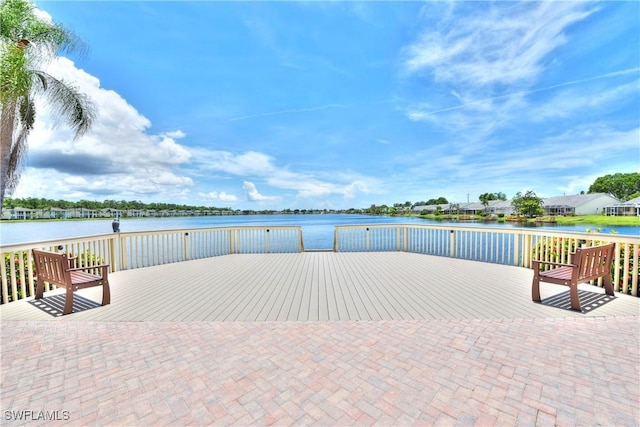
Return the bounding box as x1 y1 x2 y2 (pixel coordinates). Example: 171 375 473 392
116 225 303 236
0 233 115 252
0 225 305 252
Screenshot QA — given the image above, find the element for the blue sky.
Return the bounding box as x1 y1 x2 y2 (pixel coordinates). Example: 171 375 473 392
16 1 640 209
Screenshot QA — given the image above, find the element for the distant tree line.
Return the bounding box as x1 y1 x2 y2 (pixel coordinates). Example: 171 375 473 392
1 197 232 212
1 197 366 216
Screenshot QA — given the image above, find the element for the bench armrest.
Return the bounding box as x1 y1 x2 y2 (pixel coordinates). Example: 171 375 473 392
69 265 109 272
532 260 576 268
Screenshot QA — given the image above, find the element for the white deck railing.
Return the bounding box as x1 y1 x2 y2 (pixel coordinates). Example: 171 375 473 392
1 224 637 304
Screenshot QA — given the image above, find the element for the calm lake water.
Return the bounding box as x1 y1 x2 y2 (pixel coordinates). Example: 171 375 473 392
1 214 638 249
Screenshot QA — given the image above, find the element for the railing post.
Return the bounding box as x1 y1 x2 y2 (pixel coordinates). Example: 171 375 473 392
298 228 305 252
614 243 622 292
17 251 26 300
266 229 271 254
513 232 521 266
1 256 9 304
9 254 17 302
27 249 35 296
184 232 190 261
109 235 117 273
333 228 339 252
120 234 128 271
632 243 639 297
526 233 533 267
366 227 370 252
403 226 408 252
231 228 240 254
449 230 456 258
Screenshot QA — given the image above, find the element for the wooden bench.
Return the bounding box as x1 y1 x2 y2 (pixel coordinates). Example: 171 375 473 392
532 242 615 311
33 249 111 315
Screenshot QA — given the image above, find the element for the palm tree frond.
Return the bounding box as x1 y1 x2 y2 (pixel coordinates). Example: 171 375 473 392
1 0 89 65
33 70 95 137
18 95 35 131
6 120 29 192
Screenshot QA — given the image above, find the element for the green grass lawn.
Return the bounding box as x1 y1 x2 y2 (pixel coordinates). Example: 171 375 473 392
414 213 638 227
552 215 639 226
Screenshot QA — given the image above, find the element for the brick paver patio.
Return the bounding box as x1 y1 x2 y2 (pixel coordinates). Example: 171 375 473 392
2 316 639 426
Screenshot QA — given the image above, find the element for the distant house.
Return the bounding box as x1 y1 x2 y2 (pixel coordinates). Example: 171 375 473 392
74 208 98 219
412 193 619 217
413 203 452 214
100 208 123 218
459 202 485 215
42 207 73 219
605 196 640 217
413 200 515 216
7 207 37 220
486 200 515 215
542 193 620 216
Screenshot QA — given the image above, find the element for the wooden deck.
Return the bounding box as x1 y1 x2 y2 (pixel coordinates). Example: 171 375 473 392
1 252 638 321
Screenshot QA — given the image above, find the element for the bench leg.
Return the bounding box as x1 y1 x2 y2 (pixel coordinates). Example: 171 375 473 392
531 277 541 303
35 279 44 300
569 284 582 312
63 286 74 315
602 274 615 296
102 281 111 306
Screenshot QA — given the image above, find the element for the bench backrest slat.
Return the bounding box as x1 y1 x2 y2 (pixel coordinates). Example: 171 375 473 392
573 243 615 282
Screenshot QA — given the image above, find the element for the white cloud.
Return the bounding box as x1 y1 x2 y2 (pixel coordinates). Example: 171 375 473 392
403 2 596 87
400 1 600 139
162 130 186 139
193 150 277 177
192 148 376 201
198 191 239 203
530 78 640 122
219 192 238 202
242 181 282 203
